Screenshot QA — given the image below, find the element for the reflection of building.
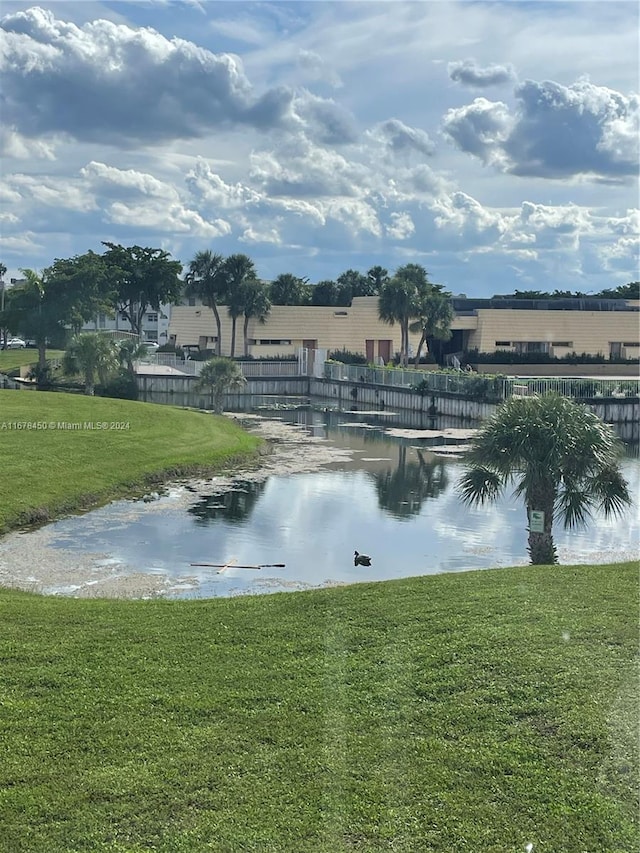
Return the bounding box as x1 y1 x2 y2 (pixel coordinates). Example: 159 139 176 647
81 305 172 344
168 295 640 362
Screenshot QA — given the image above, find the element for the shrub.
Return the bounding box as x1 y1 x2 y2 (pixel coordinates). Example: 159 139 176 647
328 348 367 365
97 369 139 400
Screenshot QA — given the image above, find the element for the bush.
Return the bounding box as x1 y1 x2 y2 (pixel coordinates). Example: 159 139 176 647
328 348 367 365
97 369 138 400
464 349 638 365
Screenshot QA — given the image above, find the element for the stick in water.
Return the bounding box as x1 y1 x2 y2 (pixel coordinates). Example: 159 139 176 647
190 562 286 570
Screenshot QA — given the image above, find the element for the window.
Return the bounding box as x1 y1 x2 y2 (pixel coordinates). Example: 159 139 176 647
257 339 291 345
623 342 639 347
495 341 511 347
98 313 106 328
144 331 158 341
514 341 549 354
334 311 348 317
552 341 573 347
146 313 158 323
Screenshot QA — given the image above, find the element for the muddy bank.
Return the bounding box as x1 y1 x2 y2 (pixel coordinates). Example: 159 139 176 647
0 416 356 599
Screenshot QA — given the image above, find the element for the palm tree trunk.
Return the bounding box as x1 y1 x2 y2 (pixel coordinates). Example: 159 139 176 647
526 488 557 564
38 341 46 369
243 315 250 357
230 318 237 357
211 304 222 356
414 332 426 368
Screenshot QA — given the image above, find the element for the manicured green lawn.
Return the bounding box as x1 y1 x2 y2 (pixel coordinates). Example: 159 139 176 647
0 349 64 374
0 390 261 532
0 562 637 852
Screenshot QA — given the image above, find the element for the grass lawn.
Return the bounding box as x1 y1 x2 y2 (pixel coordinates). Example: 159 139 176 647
0 561 637 852
0 349 64 374
0 389 261 533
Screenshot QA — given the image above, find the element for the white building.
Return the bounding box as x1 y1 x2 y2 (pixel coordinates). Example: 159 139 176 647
81 304 172 344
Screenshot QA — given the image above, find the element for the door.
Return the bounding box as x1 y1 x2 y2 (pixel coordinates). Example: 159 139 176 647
378 340 392 363
365 339 374 362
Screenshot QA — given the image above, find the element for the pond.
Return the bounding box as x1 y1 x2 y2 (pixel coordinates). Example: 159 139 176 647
0 405 638 599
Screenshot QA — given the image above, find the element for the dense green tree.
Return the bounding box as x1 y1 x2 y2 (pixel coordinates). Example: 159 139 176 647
117 338 150 375
102 243 182 337
6 255 112 368
458 395 631 565
63 333 119 396
366 265 389 291
269 273 310 306
185 251 228 356
240 280 271 357
336 269 374 305
310 279 339 306
224 254 258 357
194 357 246 412
409 290 454 366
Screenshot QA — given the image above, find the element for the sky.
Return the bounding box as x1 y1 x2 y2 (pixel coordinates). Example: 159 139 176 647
1 0 638 297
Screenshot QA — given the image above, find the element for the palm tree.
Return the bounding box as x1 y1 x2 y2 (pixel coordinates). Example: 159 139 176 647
409 290 454 367
63 333 119 395
269 273 310 306
378 275 419 366
117 338 149 375
240 280 271 357
185 251 228 356
458 394 631 565
194 357 246 413
224 254 257 357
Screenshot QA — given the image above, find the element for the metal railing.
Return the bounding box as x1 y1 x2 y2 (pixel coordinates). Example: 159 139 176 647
324 362 640 401
136 355 301 378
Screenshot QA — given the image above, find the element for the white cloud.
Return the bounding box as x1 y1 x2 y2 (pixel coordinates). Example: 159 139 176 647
386 212 415 240
443 78 639 180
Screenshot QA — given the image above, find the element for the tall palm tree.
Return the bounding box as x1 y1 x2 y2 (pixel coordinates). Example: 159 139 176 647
185 251 228 356
63 333 119 395
224 254 257 357
240 280 271 357
409 290 454 367
378 275 419 366
194 357 246 413
458 394 631 565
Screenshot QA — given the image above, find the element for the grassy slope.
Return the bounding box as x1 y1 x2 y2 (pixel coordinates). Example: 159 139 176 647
0 562 637 853
0 349 64 374
0 389 261 532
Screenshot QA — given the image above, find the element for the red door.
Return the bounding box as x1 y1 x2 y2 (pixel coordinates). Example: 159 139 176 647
365 339 374 362
378 340 392 362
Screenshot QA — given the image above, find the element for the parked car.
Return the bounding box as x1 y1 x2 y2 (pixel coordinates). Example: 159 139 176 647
6 337 26 349
142 341 160 351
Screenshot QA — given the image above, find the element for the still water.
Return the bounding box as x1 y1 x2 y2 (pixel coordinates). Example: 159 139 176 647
2 406 638 598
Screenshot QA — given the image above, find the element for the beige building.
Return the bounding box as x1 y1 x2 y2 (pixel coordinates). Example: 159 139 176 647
168 296 640 362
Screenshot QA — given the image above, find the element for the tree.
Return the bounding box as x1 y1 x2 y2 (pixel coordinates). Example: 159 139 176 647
366 265 389 292
0 262 7 349
63 333 119 396
185 251 228 356
194 357 246 413
239 280 271 357
458 394 631 565
378 275 420 366
336 269 373 305
102 243 183 337
269 273 310 306
409 290 454 367
117 338 150 375
7 254 114 368
311 279 338 306
224 254 258 357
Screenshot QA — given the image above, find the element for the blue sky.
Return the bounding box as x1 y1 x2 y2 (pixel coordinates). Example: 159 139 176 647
1 0 638 296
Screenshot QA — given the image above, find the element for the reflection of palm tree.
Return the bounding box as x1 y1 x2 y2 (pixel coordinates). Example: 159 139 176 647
372 445 449 519
188 480 266 524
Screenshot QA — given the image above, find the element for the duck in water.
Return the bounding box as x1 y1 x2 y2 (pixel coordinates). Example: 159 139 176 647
354 550 372 566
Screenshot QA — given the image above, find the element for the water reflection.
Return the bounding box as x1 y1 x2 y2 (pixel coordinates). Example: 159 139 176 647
1 406 637 599
371 446 449 519
188 480 266 524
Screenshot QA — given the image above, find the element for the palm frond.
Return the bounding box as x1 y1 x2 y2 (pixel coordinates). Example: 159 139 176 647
588 466 633 518
458 466 505 506
557 479 595 529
